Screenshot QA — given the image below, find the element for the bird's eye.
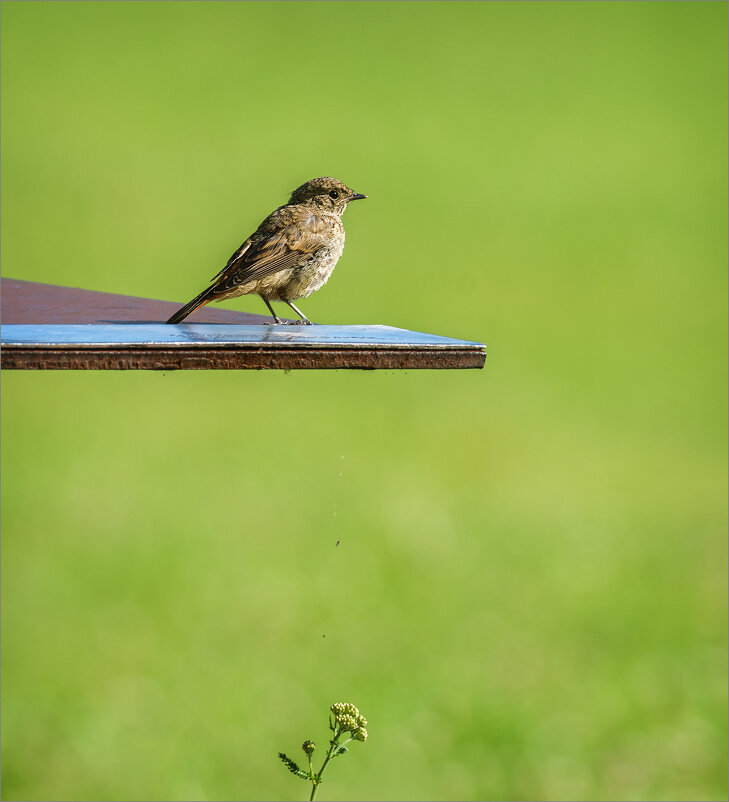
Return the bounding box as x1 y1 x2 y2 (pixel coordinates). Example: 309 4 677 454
328 190 339 199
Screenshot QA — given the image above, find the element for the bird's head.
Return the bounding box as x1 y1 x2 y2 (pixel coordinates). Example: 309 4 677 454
287 177 367 215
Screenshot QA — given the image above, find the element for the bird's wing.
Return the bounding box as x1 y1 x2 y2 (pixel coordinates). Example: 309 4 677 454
209 211 332 293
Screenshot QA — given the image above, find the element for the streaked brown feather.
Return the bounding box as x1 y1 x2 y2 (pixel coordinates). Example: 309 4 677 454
208 212 332 296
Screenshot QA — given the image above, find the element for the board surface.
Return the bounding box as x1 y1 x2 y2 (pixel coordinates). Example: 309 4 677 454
1 279 486 370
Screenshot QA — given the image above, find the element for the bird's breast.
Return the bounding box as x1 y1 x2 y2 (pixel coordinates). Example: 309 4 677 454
282 235 345 300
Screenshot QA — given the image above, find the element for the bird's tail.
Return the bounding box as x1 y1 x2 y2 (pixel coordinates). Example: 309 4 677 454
165 288 215 324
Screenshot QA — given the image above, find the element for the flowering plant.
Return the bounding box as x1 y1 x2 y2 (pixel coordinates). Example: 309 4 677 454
278 702 368 801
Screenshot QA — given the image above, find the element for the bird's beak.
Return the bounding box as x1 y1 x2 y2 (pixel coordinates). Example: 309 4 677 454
349 193 367 201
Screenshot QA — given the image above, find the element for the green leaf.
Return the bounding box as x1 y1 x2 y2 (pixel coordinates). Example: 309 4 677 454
277 752 311 781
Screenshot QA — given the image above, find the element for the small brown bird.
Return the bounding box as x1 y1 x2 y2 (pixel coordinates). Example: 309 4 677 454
166 177 366 325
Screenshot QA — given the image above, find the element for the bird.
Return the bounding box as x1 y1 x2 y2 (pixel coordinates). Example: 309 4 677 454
166 177 366 325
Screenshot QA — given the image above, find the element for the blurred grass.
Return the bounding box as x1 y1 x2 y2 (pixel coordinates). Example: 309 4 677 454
1 2 727 800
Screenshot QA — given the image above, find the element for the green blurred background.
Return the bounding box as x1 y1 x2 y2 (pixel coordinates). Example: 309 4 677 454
2 2 727 800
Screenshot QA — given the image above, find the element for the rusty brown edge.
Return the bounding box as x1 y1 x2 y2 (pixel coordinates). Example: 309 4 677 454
1 346 486 371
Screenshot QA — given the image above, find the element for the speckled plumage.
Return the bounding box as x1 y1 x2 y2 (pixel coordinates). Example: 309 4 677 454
166 177 366 325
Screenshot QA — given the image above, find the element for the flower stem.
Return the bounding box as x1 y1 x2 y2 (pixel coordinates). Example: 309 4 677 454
310 727 342 801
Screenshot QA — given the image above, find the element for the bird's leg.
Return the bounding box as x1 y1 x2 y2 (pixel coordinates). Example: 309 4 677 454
262 298 283 324
285 301 313 325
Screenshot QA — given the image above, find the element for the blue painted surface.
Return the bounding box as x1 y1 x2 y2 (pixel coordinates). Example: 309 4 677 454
2 324 485 350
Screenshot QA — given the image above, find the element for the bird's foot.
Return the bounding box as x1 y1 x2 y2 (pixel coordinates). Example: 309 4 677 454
266 317 312 326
